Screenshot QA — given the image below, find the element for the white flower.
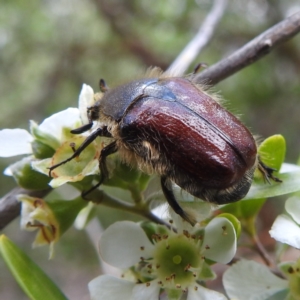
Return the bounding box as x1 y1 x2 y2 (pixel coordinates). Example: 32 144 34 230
89 219 237 300
0 108 81 159
18 194 60 258
269 196 300 249
0 84 102 188
223 260 289 300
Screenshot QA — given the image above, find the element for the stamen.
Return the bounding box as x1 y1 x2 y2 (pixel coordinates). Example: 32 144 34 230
70 142 76 152
183 230 190 238
184 263 191 271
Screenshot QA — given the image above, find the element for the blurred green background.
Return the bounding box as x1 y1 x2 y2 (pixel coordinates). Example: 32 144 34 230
0 0 299 299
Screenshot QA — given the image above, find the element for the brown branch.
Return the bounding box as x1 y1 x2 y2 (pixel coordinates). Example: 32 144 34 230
0 187 51 230
193 11 300 85
167 0 228 76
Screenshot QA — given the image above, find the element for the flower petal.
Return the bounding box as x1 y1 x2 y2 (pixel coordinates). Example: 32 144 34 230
285 196 300 224
78 84 94 124
202 217 236 264
38 108 81 142
269 214 300 248
187 284 227 300
88 275 134 300
99 221 154 269
0 129 33 157
223 260 288 300
132 280 160 300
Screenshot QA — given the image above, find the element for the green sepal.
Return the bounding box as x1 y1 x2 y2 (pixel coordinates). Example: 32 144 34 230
279 259 300 299
105 157 151 192
31 140 55 159
0 235 67 300
30 120 60 150
197 260 216 281
140 221 159 244
9 156 51 190
47 197 88 235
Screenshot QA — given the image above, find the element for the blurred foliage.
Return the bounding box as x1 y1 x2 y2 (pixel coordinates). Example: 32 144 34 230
0 0 300 299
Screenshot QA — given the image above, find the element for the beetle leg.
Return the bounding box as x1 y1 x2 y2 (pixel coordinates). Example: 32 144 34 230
257 157 282 183
161 176 196 226
48 127 111 176
82 141 118 197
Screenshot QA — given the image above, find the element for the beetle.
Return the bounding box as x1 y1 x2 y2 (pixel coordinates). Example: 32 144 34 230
49 68 280 225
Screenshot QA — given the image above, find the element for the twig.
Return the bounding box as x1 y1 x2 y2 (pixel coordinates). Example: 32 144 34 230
193 11 300 85
0 187 51 230
251 234 274 267
167 0 227 76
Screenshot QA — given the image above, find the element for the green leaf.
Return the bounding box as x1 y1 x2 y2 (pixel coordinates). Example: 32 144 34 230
258 134 286 172
245 168 300 200
0 235 67 300
221 199 266 220
47 197 88 234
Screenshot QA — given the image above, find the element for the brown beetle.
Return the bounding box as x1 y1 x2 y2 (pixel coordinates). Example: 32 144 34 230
49 69 280 225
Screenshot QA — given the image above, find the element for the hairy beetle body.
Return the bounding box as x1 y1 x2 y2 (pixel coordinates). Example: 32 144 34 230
49 69 280 225
120 78 257 203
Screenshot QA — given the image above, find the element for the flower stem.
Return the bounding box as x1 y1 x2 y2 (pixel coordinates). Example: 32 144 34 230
86 189 171 227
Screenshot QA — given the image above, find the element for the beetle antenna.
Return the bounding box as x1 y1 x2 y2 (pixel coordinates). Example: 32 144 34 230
99 79 108 92
70 122 94 134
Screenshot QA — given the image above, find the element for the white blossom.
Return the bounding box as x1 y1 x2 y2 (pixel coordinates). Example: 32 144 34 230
89 219 236 300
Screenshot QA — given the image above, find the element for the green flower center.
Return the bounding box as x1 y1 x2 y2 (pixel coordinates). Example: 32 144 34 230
173 255 182 264
153 234 201 287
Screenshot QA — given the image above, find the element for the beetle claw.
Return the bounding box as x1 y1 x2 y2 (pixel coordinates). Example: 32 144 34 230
258 158 282 183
